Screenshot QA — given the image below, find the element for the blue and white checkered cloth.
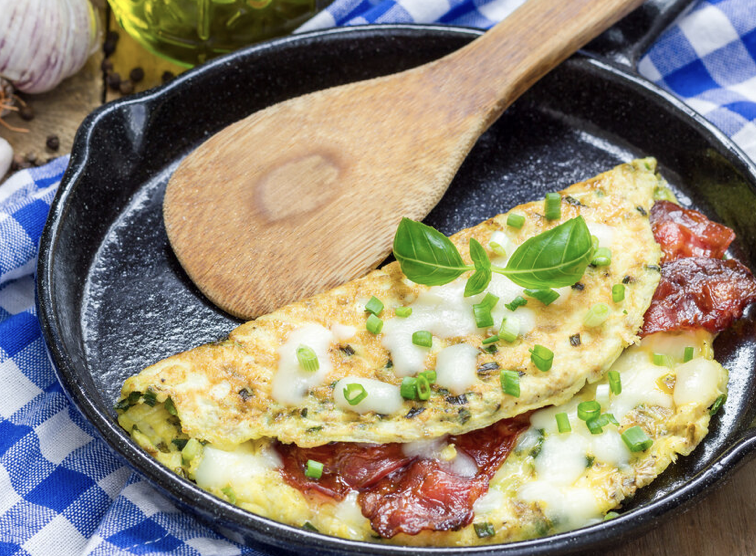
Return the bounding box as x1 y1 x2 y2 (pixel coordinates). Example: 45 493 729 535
1 0 755 554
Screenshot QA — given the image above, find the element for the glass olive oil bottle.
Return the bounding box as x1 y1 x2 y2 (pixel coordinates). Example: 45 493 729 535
108 0 333 67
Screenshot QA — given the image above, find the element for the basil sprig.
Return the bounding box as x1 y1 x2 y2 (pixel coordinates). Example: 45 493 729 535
393 216 594 293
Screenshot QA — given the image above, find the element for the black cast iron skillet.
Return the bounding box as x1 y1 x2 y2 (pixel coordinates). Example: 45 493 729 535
37 1 756 554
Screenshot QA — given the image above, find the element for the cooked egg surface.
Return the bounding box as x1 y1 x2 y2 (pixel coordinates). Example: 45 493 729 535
120 158 663 447
118 329 727 545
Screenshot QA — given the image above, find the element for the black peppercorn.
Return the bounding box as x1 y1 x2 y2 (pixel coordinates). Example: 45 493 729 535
46 135 60 151
129 67 145 83
119 79 134 95
101 58 114 73
161 71 175 84
107 72 121 91
18 104 34 121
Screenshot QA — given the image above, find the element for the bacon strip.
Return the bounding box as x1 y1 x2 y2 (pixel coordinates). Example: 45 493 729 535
650 200 735 263
275 414 530 538
643 200 756 335
641 257 756 336
276 442 411 500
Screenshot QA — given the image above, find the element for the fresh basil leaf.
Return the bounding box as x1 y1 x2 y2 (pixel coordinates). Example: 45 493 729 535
393 218 470 286
469 238 491 271
465 268 492 297
500 216 593 289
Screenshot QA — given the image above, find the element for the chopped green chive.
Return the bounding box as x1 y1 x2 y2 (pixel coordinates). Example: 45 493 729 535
586 416 604 435
556 412 571 433
305 459 324 480
591 247 612 267
504 296 528 311
585 413 618 435
507 213 526 229
584 303 610 327
480 293 500 309
366 313 383 334
652 353 673 367
302 521 319 532
296 345 319 372
171 438 188 450
400 377 418 400
609 370 622 395
221 486 237 504
164 397 178 416
474 522 496 538
544 192 561 220
489 240 507 257
612 283 625 303
709 394 726 415
604 413 619 426
412 330 433 347
604 511 620 521
395 306 412 318
683 346 695 362
591 235 599 252
524 288 560 305
416 376 431 401
343 383 367 406
181 438 202 465
499 315 520 343
577 400 601 421
482 335 499 345
473 303 494 329
621 425 653 452
420 370 436 383
142 390 157 407
530 345 554 372
365 296 384 316
500 370 520 397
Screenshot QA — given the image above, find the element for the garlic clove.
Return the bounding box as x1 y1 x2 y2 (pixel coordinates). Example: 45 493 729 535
0 137 13 178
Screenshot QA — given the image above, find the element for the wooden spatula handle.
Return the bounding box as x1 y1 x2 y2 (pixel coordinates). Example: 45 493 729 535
430 0 647 126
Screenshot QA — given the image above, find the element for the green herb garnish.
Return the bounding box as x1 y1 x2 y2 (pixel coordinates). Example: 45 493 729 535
392 216 594 294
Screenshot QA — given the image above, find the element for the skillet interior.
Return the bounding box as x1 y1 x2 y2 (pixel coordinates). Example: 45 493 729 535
38 24 756 556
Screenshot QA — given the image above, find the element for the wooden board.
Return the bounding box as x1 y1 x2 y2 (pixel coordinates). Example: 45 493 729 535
1 8 755 554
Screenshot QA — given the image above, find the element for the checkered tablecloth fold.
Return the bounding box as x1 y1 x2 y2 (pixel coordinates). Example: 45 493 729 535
1 1 755 554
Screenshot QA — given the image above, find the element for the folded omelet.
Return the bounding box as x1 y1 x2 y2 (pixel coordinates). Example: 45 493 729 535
118 329 727 544
120 158 663 447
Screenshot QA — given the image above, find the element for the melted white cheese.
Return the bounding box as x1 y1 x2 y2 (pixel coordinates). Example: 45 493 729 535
331 323 357 342
435 343 480 395
605 347 673 421
333 377 403 415
473 488 506 515
272 324 334 406
587 223 615 249
335 492 368 535
534 434 590 486
195 443 282 493
518 482 602 531
673 357 724 407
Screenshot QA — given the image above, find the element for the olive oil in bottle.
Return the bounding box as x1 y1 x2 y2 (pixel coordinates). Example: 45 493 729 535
108 0 333 67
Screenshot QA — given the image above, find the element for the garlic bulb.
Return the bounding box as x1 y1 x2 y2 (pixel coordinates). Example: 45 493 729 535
0 0 100 94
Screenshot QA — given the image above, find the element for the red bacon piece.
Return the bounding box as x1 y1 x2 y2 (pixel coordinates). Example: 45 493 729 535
650 200 736 263
275 414 530 538
276 442 411 499
359 414 530 537
641 257 756 336
358 459 489 537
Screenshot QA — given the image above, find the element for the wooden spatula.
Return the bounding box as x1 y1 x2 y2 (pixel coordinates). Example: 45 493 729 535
163 0 645 319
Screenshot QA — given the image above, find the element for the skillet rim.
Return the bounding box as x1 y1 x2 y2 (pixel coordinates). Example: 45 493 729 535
36 23 756 556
